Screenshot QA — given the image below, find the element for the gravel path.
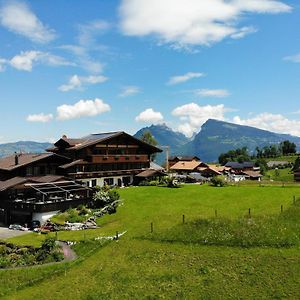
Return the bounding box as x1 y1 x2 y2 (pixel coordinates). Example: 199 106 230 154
57 241 77 261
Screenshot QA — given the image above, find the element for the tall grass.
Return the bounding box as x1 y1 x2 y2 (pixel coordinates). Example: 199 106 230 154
145 199 300 248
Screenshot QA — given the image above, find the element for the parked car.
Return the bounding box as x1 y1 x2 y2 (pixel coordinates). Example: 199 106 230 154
29 220 41 230
9 224 28 231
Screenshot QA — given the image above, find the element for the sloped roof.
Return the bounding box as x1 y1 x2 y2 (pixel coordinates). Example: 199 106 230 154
136 169 166 178
225 161 255 169
0 153 54 171
0 177 30 192
170 161 201 171
150 162 165 171
242 170 262 178
0 175 69 192
169 156 200 161
50 131 162 153
59 159 86 169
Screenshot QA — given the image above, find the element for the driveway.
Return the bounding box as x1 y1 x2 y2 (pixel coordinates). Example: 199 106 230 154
0 227 31 239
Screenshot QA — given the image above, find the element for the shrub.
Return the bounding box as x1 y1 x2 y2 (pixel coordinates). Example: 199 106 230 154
41 237 56 252
210 176 226 187
92 188 120 208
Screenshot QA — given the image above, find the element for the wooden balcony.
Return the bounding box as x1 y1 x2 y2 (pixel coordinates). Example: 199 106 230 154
90 155 149 164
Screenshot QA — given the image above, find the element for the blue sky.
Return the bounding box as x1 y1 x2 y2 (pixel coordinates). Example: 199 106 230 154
0 0 300 142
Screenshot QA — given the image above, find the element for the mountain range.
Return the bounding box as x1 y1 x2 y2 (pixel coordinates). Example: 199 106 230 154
134 119 300 163
1 119 300 163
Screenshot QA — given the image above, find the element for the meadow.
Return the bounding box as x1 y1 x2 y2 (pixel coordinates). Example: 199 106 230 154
2 184 300 299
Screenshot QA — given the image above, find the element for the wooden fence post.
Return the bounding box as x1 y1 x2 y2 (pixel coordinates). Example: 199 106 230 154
248 208 251 218
293 196 296 205
215 209 218 217
182 215 185 224
150 222 153 233
116 231 119 240
281 205 283 213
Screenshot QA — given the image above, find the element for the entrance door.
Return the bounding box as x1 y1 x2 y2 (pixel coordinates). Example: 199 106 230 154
117 178 122 187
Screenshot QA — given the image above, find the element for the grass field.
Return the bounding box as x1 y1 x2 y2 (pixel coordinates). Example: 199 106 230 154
2 185 300 299
265 168 294 182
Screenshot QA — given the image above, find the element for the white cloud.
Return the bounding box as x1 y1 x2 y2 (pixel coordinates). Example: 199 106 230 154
119 0 291 48
135 108 164 124
196 89 230 98
167 72 205 85
284 53 300 63
0 1 56 43
230 26 257 39
9 51 73 71
60 44 103 74
59 74 108 92
172 102 227 137
119 86 141 97
0 58 7 71
233 113 300 136
56 98 111 121
26 113 53 123
78 20 110 45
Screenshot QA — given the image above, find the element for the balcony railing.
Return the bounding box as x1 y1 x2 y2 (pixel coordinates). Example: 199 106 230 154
90 154 149 163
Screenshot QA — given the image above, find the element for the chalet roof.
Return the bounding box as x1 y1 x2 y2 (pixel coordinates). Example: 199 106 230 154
225 161 255 169
0 153 55 171
170 161 202 171
150 162 165 171
50 131 162 153
28 175 67 183
136 169 166 178
0 177 30 192
0 175 69 192
169 156 200 161
242 170 262 178
59 159 86 169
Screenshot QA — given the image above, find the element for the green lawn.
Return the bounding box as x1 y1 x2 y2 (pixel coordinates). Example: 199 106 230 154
265 168 294 182
3 185 300 299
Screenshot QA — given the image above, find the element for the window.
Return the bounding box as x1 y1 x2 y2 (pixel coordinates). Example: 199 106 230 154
104 178 114 185
91 179 97 187
26 167 33 176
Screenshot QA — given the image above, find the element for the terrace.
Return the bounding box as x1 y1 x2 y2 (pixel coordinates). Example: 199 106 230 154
1 181 91 213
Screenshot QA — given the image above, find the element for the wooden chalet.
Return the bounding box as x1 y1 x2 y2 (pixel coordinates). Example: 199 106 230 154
0 131 162 225
48 131 162 187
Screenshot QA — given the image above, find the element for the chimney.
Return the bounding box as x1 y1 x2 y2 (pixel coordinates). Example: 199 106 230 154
62 134 67 139
14 152 19 165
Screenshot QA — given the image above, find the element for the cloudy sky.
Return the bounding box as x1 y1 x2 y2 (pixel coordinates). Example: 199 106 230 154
0 0 299 142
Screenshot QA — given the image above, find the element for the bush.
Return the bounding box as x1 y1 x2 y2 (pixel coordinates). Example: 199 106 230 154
210 176 226 187
41 237 56 252
92 188 120 209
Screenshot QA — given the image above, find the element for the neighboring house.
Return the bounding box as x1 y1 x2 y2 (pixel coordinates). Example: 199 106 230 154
224 161 262 181
267 161 289 168
0 153 70 181
200 164 230 178
224 161 255 171
168 156 200 168
170 160 208 175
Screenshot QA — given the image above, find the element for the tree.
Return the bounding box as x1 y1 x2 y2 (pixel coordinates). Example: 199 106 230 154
280 140 297 155
140 130 158 161
218 147 250 165
140 130 158 146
